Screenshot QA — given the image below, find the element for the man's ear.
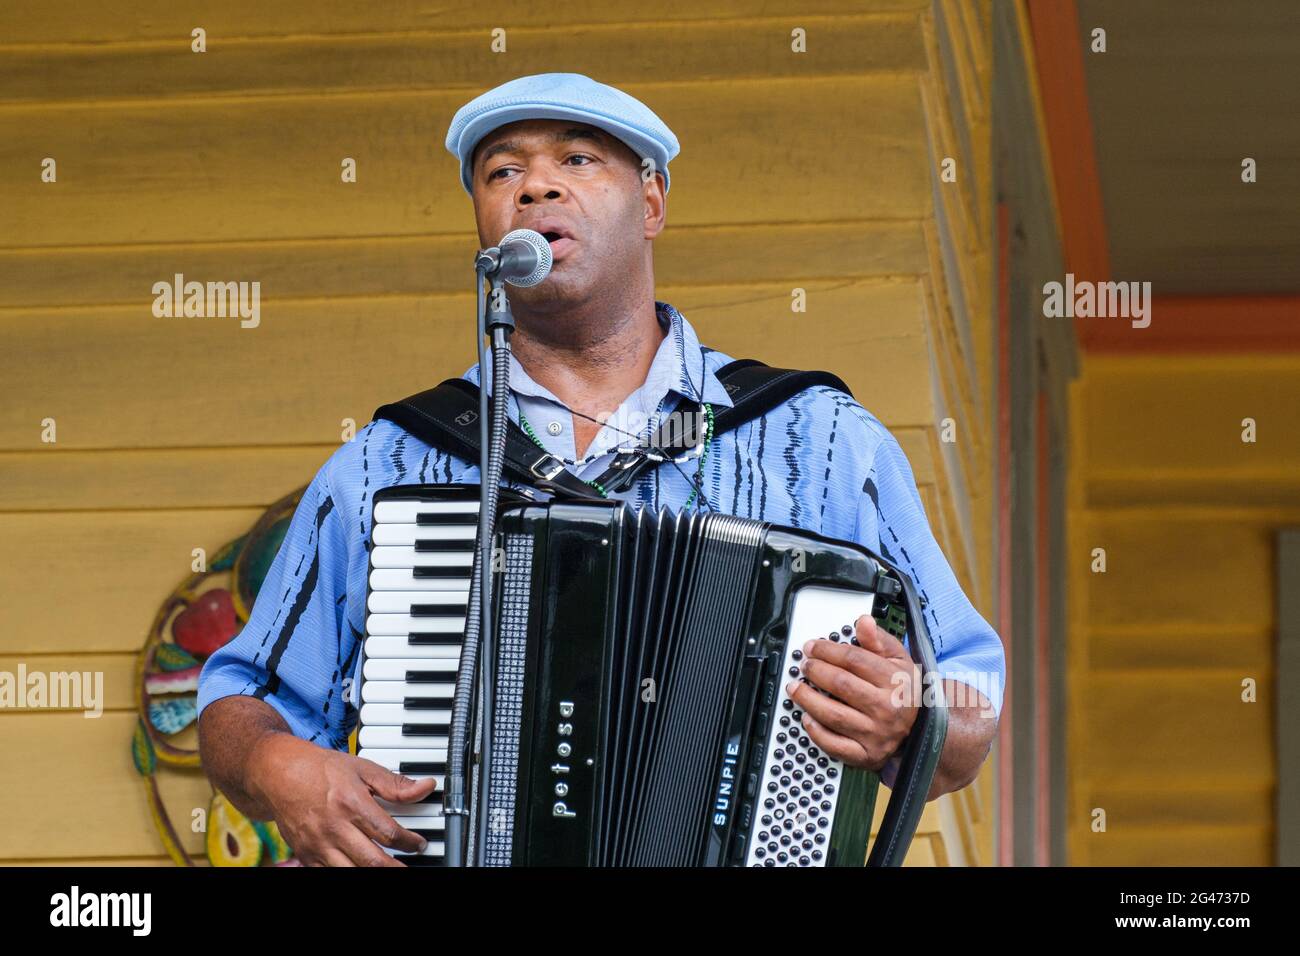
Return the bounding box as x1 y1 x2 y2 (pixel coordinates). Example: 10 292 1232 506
642 172 667 240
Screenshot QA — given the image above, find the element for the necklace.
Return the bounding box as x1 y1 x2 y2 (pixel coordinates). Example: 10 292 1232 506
516 401 715 508
516 410 610 498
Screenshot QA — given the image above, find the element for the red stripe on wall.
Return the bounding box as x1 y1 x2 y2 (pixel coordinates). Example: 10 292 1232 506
997 201 1014 867
1081 295 1300 351
1024 0 1109 284
1025 0 1110 353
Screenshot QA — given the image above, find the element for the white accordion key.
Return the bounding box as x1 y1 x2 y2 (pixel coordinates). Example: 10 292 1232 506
372 500 478 524
371 524 476 546
392 815 446 832
359 702 452 725
376 798 443 818
361 748 447 773
370 547 474 571
367 589 469 614
361 680 455 703
362 658 457 681
364 613 465 636
361 636 461 659
383 841 445 860
359 726 449 749
368 568 469 591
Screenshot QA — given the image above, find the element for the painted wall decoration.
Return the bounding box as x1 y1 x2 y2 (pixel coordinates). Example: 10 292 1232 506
131 485 307 866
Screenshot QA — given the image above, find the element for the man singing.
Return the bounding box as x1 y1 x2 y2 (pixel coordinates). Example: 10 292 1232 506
197 72 1004 867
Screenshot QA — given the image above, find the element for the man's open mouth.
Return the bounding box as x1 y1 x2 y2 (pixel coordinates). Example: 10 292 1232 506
535 227 578 261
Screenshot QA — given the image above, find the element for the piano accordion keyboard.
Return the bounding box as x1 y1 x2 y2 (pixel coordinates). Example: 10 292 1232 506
358 495 480 866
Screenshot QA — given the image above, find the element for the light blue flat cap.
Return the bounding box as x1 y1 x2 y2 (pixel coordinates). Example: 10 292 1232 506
445 72 679 196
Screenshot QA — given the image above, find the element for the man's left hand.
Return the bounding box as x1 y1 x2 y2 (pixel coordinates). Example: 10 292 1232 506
785 613 920 772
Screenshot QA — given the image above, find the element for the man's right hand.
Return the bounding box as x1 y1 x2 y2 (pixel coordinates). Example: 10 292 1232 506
248 732 438 867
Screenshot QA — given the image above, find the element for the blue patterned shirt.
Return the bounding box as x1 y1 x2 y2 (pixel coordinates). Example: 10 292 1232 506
198 302 1005 754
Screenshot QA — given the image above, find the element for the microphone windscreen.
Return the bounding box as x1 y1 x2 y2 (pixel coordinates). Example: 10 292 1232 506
497 228 553 287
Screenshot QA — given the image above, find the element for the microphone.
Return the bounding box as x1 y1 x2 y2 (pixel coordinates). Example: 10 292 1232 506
452 227 544 866
475 228 553 287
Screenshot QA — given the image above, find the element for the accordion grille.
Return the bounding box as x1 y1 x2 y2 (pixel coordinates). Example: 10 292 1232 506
483 532 533 866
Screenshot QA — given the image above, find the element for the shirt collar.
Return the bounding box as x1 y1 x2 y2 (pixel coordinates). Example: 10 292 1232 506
465 301 734 411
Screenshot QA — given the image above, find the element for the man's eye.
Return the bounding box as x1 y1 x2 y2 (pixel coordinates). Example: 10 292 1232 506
488 155 591 181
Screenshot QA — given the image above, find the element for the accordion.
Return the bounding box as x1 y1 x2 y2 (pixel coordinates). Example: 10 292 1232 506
356 484 946 867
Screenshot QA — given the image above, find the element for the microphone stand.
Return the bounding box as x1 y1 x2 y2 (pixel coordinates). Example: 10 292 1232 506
444 265 515 867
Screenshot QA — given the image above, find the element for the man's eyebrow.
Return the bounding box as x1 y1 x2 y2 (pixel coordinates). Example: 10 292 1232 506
477 127 610 169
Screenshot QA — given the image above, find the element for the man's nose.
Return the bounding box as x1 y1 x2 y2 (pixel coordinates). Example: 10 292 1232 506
516 161 566 204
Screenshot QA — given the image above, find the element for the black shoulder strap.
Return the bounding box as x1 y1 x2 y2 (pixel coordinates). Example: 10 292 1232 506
709 359 853 437
372 378 603 500
371 360 854 498
590 360 854 494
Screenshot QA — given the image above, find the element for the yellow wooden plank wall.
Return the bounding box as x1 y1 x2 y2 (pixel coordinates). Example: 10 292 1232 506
1068 354 1299 864
0 0 997 865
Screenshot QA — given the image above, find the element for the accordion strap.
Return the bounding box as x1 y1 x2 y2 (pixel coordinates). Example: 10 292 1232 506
372 377 602 500
590 360 853 494
371 359 853 499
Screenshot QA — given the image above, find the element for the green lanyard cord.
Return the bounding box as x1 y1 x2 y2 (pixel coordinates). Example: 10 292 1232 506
682 402 714 511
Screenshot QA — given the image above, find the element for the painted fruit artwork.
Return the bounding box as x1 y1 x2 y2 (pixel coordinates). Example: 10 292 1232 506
172 589 238 658
131 486 307 867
